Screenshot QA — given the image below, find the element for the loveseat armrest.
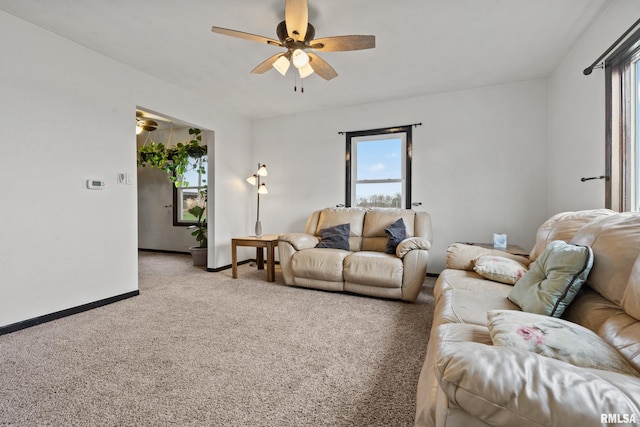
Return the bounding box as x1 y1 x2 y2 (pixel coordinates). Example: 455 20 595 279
435 341 640 427
278 233 319 251
396 237 431 258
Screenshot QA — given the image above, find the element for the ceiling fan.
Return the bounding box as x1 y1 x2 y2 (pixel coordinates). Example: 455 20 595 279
211 0 375 81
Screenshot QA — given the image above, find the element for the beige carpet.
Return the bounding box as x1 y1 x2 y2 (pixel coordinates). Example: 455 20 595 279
0 252 435 426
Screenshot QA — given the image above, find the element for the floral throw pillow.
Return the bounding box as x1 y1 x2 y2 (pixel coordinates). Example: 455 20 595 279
473 255 528 284
487 310 639 376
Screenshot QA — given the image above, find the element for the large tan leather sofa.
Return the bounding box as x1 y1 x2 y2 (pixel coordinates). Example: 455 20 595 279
278 207 432 302
415 209 640 427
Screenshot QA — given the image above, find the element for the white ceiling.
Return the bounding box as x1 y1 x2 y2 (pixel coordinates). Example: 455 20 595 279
0 0 611 120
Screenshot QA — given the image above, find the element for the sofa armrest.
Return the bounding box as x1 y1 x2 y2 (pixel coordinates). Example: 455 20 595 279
396 237 431 258
435 341 640 427
278 233 319 251
446 243 531 270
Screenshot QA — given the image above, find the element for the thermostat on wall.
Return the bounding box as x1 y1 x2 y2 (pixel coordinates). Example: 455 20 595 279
86 179 106 190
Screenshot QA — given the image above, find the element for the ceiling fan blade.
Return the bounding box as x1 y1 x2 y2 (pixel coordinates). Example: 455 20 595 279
251 53 285 74
285 0 308 41
310 35 375 52
211 26 282 47
308 52 338 80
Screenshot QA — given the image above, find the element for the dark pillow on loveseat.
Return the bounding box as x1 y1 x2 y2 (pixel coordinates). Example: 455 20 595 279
384 218 407 254
315 223 351 250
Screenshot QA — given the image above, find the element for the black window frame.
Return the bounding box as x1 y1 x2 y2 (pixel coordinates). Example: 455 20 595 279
345 125 413 209
606 27 640 211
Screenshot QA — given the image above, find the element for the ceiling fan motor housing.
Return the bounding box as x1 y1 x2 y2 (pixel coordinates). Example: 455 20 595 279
276 20 315 44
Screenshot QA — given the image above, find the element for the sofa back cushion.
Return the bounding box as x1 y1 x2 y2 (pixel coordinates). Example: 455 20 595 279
529 209 615 261
361 208 416 252
570 212 640 306
622 253 640 321
309 207 366 251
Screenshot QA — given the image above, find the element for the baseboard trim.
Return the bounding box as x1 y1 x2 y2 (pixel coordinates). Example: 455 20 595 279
207 259 251 272
138 248 190 255
0 290 140 336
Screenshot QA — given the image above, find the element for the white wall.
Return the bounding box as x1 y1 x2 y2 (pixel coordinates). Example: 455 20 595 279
0 11 250 328
548 0 640 213
252 80 549 272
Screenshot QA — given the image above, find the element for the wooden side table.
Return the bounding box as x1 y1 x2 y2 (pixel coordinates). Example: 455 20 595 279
231 234 280 282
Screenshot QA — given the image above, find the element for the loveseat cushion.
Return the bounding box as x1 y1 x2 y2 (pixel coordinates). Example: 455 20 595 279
314 207 366 251
291 248 350 282
343 252 403 288
361 208 416 252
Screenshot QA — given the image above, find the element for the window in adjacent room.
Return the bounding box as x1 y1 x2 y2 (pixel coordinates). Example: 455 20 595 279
173 155 207 225
606 28 640 211
345 125 412 208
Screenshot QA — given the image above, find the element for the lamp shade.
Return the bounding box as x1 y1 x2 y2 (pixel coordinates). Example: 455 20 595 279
257 183 268 194
257 164 268 176
298 63 314 78
292 49 309 69
246 174 257 185
273 56 290 76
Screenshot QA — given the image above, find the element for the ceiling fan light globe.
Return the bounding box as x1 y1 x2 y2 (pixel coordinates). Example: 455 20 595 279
298 63 314 78
292 49 309 68
272 56 290 76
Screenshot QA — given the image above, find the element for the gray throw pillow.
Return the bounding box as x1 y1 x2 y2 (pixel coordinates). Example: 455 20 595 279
384 218 407 254
315 223 351 250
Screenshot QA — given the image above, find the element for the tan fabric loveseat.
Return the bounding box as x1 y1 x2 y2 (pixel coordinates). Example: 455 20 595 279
278 207 433 302
415 209 640 427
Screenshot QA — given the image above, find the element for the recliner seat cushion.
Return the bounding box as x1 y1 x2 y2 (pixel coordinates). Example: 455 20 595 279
343 252 403 288
292 248 350 282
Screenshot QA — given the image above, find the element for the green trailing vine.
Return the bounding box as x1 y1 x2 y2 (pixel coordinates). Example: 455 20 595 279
188 190 207 248
137 128 207 188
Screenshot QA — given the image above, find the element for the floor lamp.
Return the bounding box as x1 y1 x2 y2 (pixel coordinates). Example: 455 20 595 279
247 163 268 236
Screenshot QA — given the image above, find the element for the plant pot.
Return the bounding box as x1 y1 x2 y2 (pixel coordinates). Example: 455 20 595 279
189 247 207 266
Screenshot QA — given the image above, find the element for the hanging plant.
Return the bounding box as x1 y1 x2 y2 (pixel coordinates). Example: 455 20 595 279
137 128 207 188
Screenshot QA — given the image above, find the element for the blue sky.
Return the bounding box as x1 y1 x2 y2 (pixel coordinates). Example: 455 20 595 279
355 138 402 199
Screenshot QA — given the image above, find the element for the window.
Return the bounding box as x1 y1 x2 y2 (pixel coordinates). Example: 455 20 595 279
606 28 640 211
173 155 207 225
345 125 412 208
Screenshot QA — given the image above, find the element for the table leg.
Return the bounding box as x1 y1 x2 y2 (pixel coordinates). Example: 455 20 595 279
256 247 264 270
231 240 238 279
266 242 275 282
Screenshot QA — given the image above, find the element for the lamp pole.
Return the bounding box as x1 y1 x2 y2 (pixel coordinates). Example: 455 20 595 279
255 167 262 236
